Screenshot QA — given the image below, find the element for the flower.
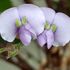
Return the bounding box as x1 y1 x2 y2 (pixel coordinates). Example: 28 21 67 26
0 4 45 46
0 4 70 48
37 7 70 48
37 21 56 49
37 29 54 49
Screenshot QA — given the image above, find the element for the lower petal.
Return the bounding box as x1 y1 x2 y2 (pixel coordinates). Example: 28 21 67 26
37 32 46 47
45 30 54 49
19 26 32 46
25 23 37 39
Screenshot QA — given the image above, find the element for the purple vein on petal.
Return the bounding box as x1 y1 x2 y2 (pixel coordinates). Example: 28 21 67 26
19 26 32 46
37 31 46 47
45 29 54 49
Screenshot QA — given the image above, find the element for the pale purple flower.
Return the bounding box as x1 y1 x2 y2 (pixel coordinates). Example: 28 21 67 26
37 7 70 48
0 4 45 46
37 7 55 49
0 4 70 48
37 29 54 49
53 13 70 46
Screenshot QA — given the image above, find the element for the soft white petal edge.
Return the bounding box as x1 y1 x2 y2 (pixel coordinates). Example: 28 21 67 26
53 12 70 46
0 7 20 42
41 7 56 24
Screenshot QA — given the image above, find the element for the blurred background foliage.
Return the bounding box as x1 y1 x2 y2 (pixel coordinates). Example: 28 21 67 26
0 0 12 12
0 0 70 70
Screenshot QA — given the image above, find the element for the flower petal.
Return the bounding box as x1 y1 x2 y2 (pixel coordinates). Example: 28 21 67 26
0 8 20 42
41 7 56 24
17 4 45 35
37 30 47 47
45 30 54 49
53 13 70 46
25 23 37 39
19 26 32 46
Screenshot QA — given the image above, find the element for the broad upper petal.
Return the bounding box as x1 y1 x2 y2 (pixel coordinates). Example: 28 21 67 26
17 4 45 35
41 7 56 24
0 7 20 42
53 12 70 46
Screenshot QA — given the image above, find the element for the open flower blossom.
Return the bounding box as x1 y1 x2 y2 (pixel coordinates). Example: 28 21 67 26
37 7 70 49
0 4 45 46
0 4 70 49
37 22 56 49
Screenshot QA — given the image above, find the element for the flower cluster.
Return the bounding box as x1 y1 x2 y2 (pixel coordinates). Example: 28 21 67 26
0 4 70 49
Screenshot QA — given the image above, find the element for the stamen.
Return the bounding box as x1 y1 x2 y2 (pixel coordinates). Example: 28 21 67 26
22 16 27 25
44 22 50 30
51 24 57 32
16 19 21 27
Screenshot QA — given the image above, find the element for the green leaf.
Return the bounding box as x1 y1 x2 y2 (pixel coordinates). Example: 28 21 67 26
0 0 12 12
